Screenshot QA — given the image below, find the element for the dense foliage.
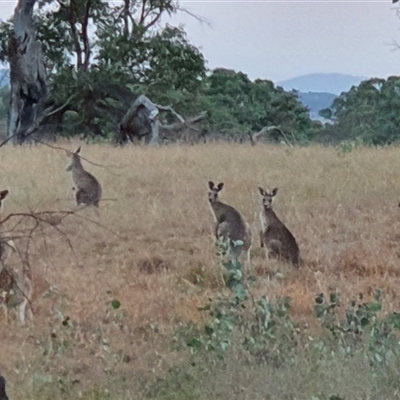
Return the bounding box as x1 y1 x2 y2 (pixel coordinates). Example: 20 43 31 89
0 0 318 143
1 1 399 145
320 77 400 145
0 0 207 140
196 69 319 142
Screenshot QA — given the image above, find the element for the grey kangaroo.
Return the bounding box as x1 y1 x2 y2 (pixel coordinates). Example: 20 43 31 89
258 186 300 267
66 147 102 207
208 181 252 261
0 190 33 324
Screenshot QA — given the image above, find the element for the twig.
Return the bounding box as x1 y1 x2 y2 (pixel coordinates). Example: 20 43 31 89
175 5 211 27
32 139 123 177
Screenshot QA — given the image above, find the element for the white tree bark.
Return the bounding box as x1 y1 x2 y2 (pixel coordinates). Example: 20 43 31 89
8 0 47 144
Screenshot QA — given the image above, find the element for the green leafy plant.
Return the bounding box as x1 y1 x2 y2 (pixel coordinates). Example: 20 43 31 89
188 237 298 366
336 137 364 155
315 290 400 365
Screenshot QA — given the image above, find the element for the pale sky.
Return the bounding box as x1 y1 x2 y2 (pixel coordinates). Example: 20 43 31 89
1 0 400 82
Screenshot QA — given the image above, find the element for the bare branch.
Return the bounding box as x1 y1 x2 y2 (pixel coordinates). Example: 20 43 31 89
175 5 211 27
44 93 80 118
139 0 147 25
187 110 208 124
248 126 286 146
156 104 185 123
144 12 162 30
160 110 207 130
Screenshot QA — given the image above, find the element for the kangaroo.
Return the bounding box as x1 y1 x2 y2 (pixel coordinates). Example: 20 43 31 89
258 186 300 268
66 147 102 207
0 190 33 324
208 181 252 262
0 375 8 400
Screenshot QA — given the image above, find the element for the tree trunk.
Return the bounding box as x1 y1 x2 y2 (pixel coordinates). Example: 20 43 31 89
8 0 47 144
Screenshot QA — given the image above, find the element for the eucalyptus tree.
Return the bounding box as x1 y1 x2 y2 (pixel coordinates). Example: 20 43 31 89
0 0 47 144
320 77 400 144
0 0 206 141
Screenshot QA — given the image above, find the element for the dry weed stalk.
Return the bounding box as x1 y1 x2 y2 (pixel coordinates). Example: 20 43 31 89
0 203 117 324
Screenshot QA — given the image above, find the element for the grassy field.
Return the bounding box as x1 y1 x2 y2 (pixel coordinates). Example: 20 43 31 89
1 142 400 399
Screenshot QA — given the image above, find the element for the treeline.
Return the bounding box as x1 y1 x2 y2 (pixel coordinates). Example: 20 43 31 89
0 0 398 145
320 77 400 145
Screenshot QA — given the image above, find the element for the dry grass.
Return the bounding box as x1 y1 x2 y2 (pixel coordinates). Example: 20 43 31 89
0 142 400 398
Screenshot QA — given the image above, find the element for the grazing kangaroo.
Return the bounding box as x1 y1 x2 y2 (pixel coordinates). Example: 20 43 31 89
208 181 252 262
66 147 102 207
0 190 33 324
0 375 8 400
258 186 300 267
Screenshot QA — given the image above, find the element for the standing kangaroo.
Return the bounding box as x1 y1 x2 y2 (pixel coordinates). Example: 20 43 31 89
258 186 300 267
66 147 102 207
208 181 252 261
0 190 33 324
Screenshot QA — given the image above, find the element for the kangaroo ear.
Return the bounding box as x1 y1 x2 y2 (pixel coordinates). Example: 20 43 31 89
258 186 266 196
217 182 224 191
271 188 278 196
208 181 215 190
0 190 8 200
75 146 81 155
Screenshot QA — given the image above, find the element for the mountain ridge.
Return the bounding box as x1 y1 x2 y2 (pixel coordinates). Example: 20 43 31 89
296 91 337 121
277 72 365 95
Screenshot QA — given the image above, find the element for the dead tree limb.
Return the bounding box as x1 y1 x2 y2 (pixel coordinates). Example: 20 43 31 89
160 110 207 143
248 125 294 146
0 204 125 324
160 110 207 131
119 94 207 144
156 104 185 124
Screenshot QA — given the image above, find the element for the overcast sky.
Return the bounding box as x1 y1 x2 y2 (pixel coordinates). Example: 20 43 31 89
1 1 400 82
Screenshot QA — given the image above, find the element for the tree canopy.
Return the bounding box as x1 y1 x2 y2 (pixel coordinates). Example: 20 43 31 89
195 69 319 142
319 77 400 145
0 0 321 144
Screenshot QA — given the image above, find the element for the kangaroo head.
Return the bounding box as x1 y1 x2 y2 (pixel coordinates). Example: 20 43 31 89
258 186 278 210
66 147 82 171
208 181 224 204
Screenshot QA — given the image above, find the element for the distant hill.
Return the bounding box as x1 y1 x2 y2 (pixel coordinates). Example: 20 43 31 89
297 91 337 121
277 73 365 95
